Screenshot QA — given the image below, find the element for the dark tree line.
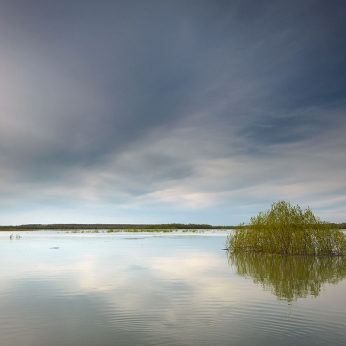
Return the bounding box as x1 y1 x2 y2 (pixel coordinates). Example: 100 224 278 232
0 223 235 231
1 221 344 231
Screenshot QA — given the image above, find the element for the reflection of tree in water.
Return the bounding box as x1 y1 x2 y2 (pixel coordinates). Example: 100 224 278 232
227 252 346 302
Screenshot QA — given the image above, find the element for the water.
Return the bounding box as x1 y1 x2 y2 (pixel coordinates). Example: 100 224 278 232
0 230 346 346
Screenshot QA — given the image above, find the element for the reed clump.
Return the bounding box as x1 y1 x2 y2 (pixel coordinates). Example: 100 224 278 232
227 201 346 256
9 234 21 240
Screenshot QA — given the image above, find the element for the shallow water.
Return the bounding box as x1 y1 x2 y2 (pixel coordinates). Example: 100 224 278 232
0 230 346 346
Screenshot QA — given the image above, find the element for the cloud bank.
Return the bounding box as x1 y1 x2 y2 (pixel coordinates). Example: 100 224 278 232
1 0 346 224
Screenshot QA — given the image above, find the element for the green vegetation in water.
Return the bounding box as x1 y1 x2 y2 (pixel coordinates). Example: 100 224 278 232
9 234 21 240
227 201 346 255
68 228 212 234
227 252 346 302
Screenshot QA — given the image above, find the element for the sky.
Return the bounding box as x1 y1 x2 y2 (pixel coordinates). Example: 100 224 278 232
0 0 346 225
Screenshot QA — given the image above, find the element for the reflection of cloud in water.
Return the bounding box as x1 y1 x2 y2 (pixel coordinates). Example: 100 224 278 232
227 252 346 302
1 235 346 345
0 247 240 346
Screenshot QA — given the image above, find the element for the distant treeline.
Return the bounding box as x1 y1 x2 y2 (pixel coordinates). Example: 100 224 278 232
234 223 346 230
1 222 344 231
0 223 235 231
328 223 346 230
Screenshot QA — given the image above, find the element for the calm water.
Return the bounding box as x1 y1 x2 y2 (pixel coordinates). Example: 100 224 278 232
0 230 346 346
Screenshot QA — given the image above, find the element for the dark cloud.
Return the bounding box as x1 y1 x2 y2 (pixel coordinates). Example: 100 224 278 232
0 0 346 223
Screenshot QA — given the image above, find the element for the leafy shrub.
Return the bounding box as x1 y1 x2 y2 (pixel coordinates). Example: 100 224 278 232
227 201 346 255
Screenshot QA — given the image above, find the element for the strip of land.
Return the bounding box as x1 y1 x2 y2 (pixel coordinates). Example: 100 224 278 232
1 222 345 231
0 223 234 231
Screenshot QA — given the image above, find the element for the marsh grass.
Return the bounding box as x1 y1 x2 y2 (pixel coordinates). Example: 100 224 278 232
9 234 21 240
227 201 346 256
66 228 211 234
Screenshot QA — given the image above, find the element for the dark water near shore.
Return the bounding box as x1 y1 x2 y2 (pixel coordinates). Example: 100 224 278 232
0 230 346 346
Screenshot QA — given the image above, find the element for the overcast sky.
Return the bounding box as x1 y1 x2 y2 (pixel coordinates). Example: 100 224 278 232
1 0 345 225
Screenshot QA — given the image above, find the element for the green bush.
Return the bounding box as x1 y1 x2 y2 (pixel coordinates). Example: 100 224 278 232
227 201 346 255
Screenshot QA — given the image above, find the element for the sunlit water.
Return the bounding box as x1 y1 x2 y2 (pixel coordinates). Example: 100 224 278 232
0 230 346 346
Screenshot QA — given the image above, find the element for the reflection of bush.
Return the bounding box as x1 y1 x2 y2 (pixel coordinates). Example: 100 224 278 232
227 252 346 302
227 201 346 255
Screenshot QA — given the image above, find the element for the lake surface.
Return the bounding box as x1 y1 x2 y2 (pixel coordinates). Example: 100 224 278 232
1 230 346 346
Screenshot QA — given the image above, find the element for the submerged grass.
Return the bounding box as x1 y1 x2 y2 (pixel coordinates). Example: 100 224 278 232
9 234 21 240
64 228 218 234
227 201 346 256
